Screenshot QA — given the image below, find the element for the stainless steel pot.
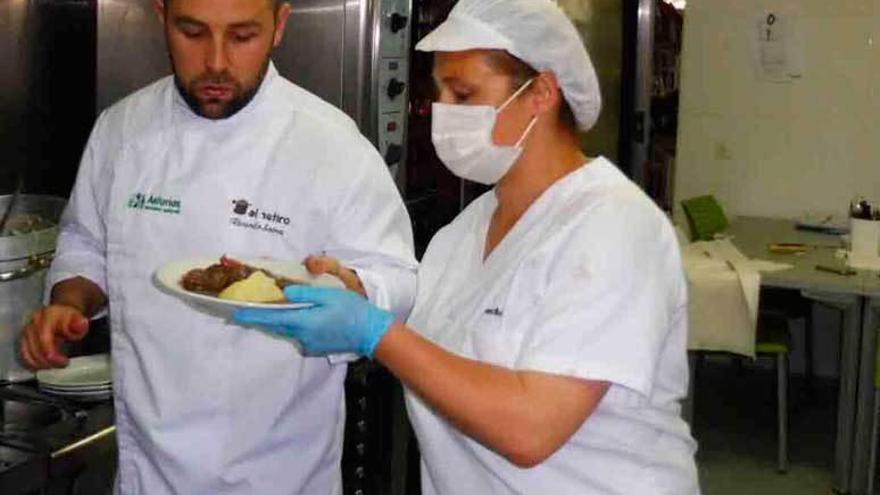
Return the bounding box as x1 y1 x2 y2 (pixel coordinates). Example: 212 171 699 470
0 194 66 382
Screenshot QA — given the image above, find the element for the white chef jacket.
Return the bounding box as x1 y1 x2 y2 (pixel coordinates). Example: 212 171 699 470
48 63 417 494
405 158 699 495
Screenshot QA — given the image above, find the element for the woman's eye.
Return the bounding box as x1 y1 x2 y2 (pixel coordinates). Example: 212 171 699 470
453 92 471 103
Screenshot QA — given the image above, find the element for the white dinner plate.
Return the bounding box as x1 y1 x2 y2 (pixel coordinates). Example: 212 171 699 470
39 387 112 402
39 384 111 394
39 382 112 392
154 257 345 314
36 354 112 388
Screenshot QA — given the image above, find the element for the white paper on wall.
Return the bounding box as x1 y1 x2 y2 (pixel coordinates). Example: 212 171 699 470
752 11 805 83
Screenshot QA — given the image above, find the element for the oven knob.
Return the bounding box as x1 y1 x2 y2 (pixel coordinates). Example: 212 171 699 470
390 13 409 33
387 78 406 100
384 144 403 165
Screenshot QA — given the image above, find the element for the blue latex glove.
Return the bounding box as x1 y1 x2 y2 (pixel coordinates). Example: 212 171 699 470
232 285 396 358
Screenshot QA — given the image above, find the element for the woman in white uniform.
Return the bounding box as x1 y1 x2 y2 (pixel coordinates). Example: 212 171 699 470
236 0 699 493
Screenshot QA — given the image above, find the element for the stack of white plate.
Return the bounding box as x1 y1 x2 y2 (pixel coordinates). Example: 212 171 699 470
36 354 112 402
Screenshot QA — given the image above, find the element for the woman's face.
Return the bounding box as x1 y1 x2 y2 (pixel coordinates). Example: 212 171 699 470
433 50 536 147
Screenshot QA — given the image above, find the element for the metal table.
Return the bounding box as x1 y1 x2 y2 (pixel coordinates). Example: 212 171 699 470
725 217 872 494
850 277 880 494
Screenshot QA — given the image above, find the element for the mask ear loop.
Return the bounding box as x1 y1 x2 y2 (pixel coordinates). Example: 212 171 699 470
515 116 539 148
496 78 536 113
497 77 539 149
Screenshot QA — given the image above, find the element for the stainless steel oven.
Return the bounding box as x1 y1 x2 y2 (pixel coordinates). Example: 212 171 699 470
278 0 412 188
96 0 412 190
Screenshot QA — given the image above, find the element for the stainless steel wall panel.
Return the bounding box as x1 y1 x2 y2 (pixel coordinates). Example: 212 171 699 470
275 0 346 112
557 0 624 165
96 0 169 111
341 0 372 131
0 0 31 191
2 0 96 196
0 0 29 116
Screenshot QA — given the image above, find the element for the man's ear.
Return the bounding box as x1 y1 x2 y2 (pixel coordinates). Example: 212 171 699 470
273 2 293 48
153 0 166 26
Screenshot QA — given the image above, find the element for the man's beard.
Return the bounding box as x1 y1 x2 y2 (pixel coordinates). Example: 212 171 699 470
173 58 271 120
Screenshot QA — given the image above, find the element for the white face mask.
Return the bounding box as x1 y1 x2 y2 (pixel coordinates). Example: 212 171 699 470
431 79 539 185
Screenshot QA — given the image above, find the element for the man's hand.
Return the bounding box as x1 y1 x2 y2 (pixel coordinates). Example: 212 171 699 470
304 255 366 297
20 305 90 370
20 276 106 370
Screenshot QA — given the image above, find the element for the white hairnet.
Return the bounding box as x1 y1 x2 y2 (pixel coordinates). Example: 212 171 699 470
416 0 602 131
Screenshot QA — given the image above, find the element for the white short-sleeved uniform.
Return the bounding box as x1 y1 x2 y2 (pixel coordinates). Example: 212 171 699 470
48 63 417 494
405 158 699 495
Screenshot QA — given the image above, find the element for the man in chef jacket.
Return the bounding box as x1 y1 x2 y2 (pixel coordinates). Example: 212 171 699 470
19 0 417 493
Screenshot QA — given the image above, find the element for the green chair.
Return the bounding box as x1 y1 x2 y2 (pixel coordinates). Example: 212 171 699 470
687 312 791 473
681 195 729 241
755 314 791 474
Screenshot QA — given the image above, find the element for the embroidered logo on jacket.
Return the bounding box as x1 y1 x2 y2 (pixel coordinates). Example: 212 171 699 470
229 198 291 237
484 307 504 317
127 193 181 215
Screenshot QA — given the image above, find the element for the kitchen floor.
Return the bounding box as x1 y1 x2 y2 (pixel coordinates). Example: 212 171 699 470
692 357 841 495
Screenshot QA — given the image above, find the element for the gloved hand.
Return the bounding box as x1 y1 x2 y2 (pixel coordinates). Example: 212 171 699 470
232 286 396 358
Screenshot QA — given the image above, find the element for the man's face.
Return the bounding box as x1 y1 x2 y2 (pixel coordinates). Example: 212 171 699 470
155 0 291 119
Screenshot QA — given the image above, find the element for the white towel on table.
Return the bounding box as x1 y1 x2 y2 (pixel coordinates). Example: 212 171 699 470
684 239 792 357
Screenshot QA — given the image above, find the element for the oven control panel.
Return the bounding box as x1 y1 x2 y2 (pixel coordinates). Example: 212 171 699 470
375 0 411 183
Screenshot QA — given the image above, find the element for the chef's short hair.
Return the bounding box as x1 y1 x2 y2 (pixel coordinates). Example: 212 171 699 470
484 50 578 133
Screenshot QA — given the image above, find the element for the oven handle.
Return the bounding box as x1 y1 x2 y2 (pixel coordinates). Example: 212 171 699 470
0 253 53 282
